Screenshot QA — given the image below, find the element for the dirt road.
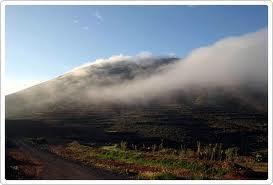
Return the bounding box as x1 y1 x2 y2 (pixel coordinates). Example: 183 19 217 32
12 140 128 180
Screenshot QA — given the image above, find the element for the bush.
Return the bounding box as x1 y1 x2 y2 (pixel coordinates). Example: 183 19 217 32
224 147 238 161
196 142 235 161
254 152 263 162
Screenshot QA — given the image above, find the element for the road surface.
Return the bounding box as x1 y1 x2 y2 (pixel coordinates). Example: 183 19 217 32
12 140 128 180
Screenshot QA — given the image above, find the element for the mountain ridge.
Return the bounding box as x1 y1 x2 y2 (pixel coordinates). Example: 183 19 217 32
5 55 267 119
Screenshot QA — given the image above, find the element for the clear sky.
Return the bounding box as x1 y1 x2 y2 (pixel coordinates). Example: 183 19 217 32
5 5 268 94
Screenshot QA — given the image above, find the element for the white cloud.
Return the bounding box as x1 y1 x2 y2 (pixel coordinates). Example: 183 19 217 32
9 28 267 107
136 51 153 59
5 79 44 95
65 54 131 77
78 28 267 103
66 27 267 88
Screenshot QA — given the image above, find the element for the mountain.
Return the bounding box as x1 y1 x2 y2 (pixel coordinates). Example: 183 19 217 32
5 29 268 163
5 56 179 118
5 55 268 154
5 55 267 119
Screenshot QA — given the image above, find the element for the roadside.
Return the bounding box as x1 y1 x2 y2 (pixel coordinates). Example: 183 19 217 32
6 139 128 180
45 139 268 180
6 137 268 180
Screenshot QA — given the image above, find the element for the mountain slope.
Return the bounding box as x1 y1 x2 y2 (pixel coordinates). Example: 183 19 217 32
6 55 267 119
6 56 180 118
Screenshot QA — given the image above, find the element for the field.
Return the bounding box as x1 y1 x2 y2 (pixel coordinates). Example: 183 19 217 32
5 102 268 180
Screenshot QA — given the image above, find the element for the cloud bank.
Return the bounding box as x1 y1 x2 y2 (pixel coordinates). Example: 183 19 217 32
66 28 267 103
7 28 268 109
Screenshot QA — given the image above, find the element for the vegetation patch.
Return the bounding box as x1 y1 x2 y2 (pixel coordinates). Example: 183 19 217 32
48 140 265 179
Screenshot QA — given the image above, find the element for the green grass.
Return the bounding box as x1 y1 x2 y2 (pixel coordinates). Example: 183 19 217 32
64 142 231 179
98 147 228 176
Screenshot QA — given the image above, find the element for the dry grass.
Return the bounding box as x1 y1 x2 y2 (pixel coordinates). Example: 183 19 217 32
48 141 266 180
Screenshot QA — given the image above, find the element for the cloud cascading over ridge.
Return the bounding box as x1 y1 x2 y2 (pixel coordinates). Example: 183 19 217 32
70 28 268 103
7 28 268 105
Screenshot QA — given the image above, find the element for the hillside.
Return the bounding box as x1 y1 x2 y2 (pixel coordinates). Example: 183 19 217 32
6 55 267 119
6 55 267 153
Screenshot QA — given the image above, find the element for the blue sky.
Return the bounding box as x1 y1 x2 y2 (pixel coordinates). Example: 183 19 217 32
5 5 268 94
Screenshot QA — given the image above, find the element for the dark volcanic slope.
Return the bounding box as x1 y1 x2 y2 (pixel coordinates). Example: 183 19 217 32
6 57 179 118
5 56 268 153
6 56 267 118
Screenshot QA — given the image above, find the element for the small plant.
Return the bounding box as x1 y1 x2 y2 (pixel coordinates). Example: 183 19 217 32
134 144 138 151
152 144 157 154
131 144 138 151
120 140 128 151
217 143 224 161
159 139 164 151
197 141 201 158
254 152 263 162
196 142 225 161
179 144 187 155
224 147 238 161
142 144 146 150
210 143 216 161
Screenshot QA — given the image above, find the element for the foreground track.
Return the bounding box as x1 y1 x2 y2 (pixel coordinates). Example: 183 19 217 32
10 139 127 180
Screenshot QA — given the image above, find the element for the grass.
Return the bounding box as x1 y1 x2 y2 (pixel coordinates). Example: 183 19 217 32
21 137 267 179
54 141 243 179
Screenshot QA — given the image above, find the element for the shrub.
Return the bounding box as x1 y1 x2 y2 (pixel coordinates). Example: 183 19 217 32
196 142 225 161
224 147 238 161
254 153 263 162
179 144 187 155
